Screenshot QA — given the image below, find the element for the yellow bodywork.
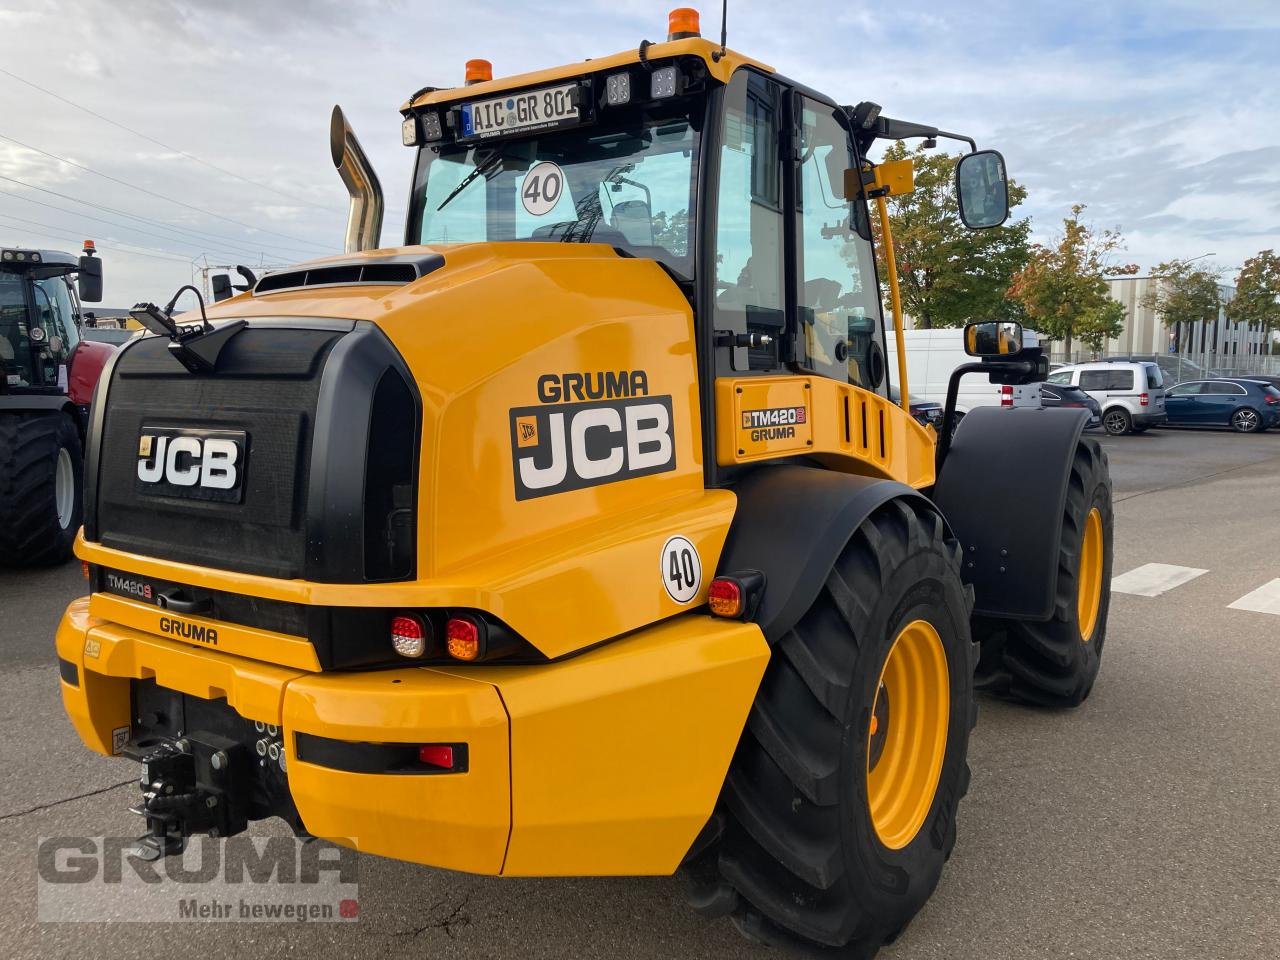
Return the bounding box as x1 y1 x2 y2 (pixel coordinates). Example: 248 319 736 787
58 37 945 883
58 596 768 875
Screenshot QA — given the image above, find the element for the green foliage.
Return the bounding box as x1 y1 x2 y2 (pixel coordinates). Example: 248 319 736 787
1139 258 1222 342
1233 250 1280 352
1007 204 1135 352
872 143 1031 329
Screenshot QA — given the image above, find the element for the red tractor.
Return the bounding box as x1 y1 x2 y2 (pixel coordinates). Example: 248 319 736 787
0 242 115 566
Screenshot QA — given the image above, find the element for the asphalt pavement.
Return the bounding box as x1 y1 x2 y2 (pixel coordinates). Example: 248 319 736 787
1 426 1278 959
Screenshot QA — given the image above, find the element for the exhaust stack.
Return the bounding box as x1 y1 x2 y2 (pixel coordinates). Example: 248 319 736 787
330 105 384 253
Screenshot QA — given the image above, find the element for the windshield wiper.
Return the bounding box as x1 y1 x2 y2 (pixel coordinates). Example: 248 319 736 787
437 150 504 212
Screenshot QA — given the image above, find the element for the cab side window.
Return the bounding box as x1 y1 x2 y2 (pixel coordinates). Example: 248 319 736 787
794 98 883 389
713 70 785 370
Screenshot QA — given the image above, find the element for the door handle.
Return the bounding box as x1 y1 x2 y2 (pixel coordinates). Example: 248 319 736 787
156 589 212 615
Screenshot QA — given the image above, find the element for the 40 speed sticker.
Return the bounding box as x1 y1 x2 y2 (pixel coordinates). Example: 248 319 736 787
660 535 702 604
521 161 565 217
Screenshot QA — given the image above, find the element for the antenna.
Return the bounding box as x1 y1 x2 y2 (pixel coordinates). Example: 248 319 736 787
713 0 728 61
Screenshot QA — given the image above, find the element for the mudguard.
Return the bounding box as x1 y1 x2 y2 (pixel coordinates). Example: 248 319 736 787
932 406 1089 621
718 465 934 643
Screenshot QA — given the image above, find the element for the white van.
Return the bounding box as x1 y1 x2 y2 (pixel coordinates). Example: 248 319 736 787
1046 360 1167 435
886 326 1041 416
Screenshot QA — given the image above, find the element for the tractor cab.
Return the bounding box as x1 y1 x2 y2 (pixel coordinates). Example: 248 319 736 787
0 242 102 394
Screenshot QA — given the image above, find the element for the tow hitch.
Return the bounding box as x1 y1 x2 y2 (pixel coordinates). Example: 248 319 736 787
126 680 301 860
130 737 253 860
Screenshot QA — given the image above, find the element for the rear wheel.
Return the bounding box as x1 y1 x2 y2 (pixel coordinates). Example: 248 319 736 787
1103 407 1131 435
0 412 84 567
973 439 1113 707
1232 407 1262 433
684 499 977 956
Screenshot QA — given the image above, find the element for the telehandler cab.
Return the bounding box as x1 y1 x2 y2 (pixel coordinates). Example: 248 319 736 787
56 9 1113 955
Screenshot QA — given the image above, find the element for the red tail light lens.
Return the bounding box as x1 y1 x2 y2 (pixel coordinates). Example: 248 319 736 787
1063 401 1085 407
1140 392 1149 406
708 578 744 618
390 613 428 659
1000 385 1014 408
1266 394 1279 405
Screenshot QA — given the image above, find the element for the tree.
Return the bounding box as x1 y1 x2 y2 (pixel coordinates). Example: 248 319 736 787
1233 250 1280 354
1007 204 1137 355
871 142 1031 329
1139 259 1222 354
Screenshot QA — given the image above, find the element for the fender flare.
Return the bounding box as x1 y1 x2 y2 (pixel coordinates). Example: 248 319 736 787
932 406 1089 621
717 465 938 643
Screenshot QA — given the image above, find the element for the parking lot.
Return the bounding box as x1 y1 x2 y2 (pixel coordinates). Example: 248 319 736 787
2 426 1278 960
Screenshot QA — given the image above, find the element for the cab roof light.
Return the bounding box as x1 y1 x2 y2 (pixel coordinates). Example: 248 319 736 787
605 72 632 107
82 240 96 255
401 115 419 147
650 65 680 100
708 570 765 621
667 7 701 40
421 111 444 142
446 614 484 661
465 59 493 85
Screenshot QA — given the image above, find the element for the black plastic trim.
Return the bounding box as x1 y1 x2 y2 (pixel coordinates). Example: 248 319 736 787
305 322 422 582
718 465 930 642
932 406 1088 621
254 253 444 296
0 395 73 412
58 657 79 686
294 733 469 775
82 336 131 540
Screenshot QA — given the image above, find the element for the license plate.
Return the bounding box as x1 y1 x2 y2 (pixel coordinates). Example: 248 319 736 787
135 427 248 503
461 83 579 140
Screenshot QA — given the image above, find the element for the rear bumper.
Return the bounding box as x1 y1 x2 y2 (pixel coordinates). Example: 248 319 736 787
1133 411 1167 427
56 597 768 877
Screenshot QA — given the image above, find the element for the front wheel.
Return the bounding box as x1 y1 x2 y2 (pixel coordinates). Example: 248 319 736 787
0 412 84 567
684 499 977 955
1232 407 1262 433
974 439 1114 707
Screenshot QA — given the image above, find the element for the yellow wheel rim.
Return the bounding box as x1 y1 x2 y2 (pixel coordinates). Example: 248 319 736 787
1077 507 1104 642
866 620 950 850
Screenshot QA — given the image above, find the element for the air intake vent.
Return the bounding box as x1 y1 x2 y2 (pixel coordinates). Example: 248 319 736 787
254 252 444 295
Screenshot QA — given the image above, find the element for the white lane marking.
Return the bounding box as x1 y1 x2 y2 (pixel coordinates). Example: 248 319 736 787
1111 563 1209 597
1227 579 1280 616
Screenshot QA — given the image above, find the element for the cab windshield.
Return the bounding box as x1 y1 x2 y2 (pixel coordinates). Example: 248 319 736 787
407 101 702 279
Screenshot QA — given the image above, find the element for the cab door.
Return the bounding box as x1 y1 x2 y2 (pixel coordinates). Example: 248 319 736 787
790 95 887 395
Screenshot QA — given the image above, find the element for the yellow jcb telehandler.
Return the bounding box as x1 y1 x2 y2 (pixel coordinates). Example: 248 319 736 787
56 8 1112 955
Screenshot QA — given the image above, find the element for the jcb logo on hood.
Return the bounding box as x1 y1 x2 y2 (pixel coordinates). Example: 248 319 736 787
509 397 675 500
136 428 247 503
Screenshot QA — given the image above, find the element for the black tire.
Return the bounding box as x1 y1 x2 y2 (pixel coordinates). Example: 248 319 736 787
0 411 84 567
1102 407 1131 435
683 499 977 956
973 439 1113 708
1231 407 1263 433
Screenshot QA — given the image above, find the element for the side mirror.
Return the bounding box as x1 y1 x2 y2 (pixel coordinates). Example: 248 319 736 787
211 274 234 302
964 320 1024 358
77 255 103 302
955 150 1009 229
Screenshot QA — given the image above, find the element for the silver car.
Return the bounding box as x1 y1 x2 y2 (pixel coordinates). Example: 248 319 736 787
1046 360 1167 435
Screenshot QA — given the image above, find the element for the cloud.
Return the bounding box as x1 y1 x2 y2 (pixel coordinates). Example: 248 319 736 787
1 0 1277 304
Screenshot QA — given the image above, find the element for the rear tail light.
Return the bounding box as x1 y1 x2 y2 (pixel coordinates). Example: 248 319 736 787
390 613 429 658
446 615 483 661
1063 401 1085 408
1140 392 1149 406
707 571 766 621
1000 385 1014 407
1266 395 1279 405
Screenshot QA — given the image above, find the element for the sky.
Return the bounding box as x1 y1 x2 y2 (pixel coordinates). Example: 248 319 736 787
0 0 1277 306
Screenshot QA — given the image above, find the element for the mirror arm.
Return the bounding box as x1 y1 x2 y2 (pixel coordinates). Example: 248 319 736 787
846 109 977 152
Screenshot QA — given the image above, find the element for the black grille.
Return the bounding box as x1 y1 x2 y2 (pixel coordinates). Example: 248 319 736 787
253 252 443 295
94 328 342 579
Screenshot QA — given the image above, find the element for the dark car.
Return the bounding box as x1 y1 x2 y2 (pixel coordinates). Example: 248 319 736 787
889 386 946 432
1040 383 1102 429
1163 378 1280 433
